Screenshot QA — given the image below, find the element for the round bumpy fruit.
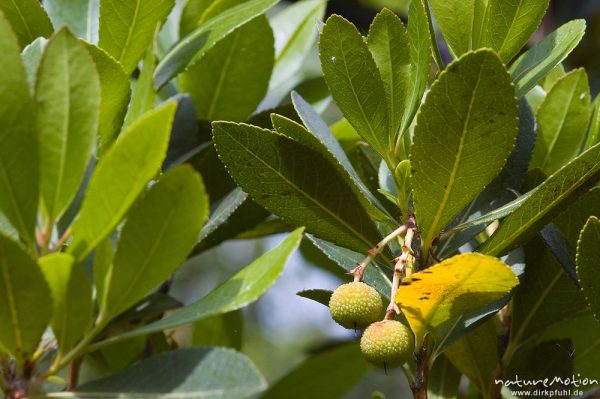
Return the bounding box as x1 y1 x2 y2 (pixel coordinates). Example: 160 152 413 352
328 282 383 329
360 320 414 368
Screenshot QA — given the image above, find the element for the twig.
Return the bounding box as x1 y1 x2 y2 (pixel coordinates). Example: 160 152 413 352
350 225 407 282
66 358 80 391
385 216 417 320
411 336 430 399
49 228 72 252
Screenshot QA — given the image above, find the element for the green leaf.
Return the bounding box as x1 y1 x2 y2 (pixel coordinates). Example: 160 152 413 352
234 218 291 240
179 0 213 37
105 293 181 335
541 64 566 92
506 339 574 396
194 198 269 253
43 0 100 42
530 69 592 174
0 0 53 48
367 8 410 142
555 186 600 246
296 289 332 307
444 320 499 397
198 0 248 23
68 102 177 260
290 94 377 205
394 160 412 215
192 311 243 350
75 347 266 398
83 42 131 154
480 143 600 257
212 122 382 253
584 95 600 150
402 0 431 140
39 253 93 353
479 0 549 62
101 165 208 319
198 187 247 242
123 41 156 129
411 49 519 256
319 15 391 160
510 238 587 349
269 0 326 90
21 37 47 90
428 354 461 399
444 319 498 397
512 188 600 345
477 98 537 205
101 228 303 343
36 28 100 222
540 223 578 284
180 15 274 121
261 343 370 399
92 335 148 375
272 101 393 224
576 216 600 323
0 13 39 245
0 234 52 359
164 95 206 169
430 0 548 62
154 0 278 89
307 235 392 299
93 237 114 308
540 314 600 381
429 0 482 57
510 19 586 97
98 0 174 73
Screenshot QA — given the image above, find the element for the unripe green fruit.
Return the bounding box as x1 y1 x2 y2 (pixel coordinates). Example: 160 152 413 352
329 282 383 329
360 320 414 368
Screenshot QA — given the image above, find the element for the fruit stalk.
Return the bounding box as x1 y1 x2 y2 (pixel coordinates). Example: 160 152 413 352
351 224 407 282
385 215 416 320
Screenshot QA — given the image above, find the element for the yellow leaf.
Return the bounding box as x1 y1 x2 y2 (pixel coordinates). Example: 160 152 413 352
395 253 518 344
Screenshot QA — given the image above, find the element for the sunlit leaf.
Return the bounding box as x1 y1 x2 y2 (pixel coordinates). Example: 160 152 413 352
0 0 53 49
39 253 92 353
98 0 175 73
69 102 177 260
395 253 518 343
411 49 518 258
0 234 52 359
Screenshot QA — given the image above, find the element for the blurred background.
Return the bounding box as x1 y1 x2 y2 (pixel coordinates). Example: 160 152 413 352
167 1 600 398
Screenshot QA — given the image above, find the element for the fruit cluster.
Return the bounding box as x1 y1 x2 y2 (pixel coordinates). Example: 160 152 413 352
329 281 414 368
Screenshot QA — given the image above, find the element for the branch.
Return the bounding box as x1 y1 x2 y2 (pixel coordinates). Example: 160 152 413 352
350 225 407 282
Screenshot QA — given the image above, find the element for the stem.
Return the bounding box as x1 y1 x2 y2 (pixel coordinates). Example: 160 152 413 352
423 0 445 72
66 358 81 391
490 305 511 399
49 228 72 252
45 317 108 377
39 221 54 255
385 263 403 320
385 219 417 319
411 337 430 399
351 225 407 282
